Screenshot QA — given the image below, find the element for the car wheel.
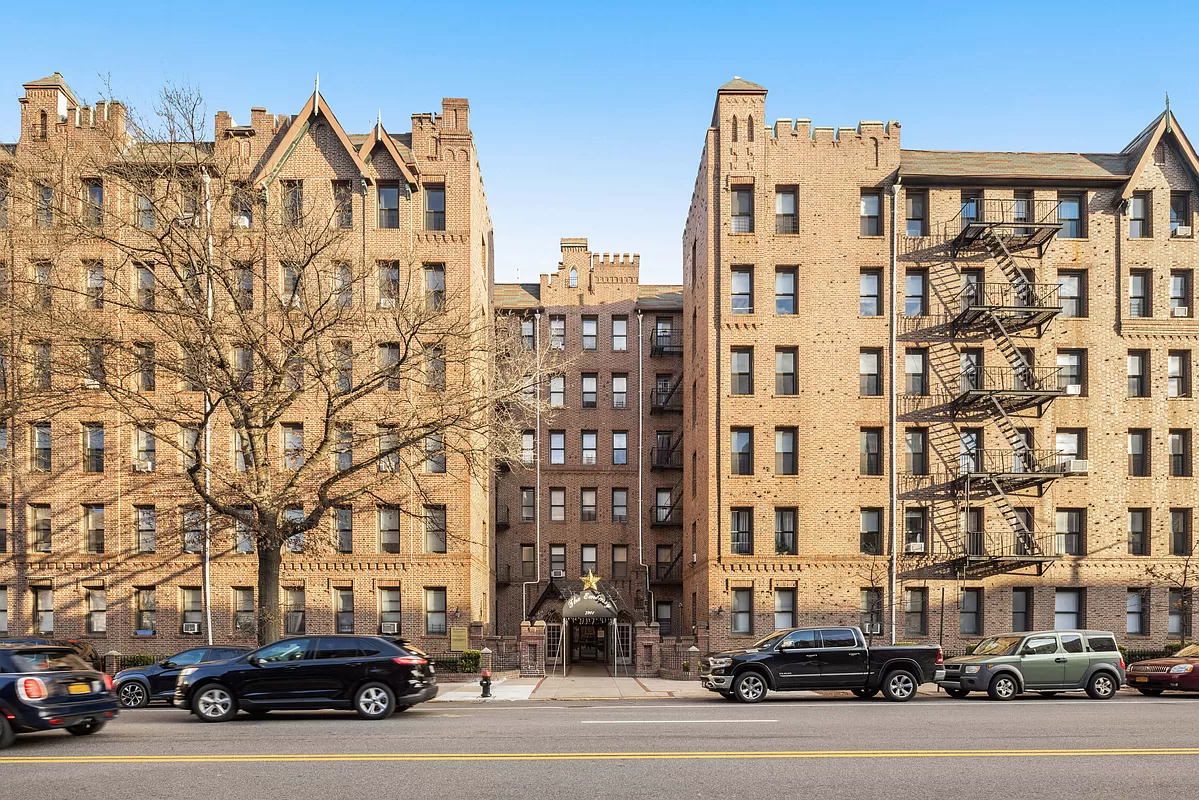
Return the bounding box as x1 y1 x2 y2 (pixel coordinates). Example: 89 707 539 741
66 720 106 736
192 684 238 722
987 674 1019 701
0 716 14 750
354 682 396 720
118 681 150 709
1136 687 1165 697
851 688 879 699
882 669 917 702
733 672 767 703
1086 672 1117 700
944 687 970 699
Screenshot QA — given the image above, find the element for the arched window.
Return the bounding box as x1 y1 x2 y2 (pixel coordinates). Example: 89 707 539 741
731 115 739 142
748 115 754 142
568 268 577 288
38 110 47 140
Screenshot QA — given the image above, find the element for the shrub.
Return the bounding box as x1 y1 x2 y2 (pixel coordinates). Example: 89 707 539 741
119 654 159 669
458 649 481 673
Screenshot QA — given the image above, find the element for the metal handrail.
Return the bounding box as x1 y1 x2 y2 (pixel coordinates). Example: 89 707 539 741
946 198 1062 233
957 281 1062 313
651 447 684 469
957 366 1063 394
958 448 1067 476
961 529 1058 559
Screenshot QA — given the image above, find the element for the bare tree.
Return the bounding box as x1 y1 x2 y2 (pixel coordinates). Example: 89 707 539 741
5 82 549 643
1146 555 1198 647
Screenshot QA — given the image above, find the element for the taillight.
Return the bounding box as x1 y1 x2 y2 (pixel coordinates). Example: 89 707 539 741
936 647 944 666
1119 657 1126 670
18 677 47 701
103 674 115 691
393 656 427 666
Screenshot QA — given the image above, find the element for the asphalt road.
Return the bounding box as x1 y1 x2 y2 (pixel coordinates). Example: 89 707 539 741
4 691 1199 800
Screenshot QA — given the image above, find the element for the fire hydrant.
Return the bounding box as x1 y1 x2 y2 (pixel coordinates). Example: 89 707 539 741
480 669 492 698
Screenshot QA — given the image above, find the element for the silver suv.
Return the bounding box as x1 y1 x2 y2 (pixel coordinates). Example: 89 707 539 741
938 630 1125 700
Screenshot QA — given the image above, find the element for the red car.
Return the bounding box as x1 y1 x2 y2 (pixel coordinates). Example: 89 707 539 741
1127 644 1199 695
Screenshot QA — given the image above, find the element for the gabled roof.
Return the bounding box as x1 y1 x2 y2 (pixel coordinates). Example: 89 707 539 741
718 76 766 94
1117 110 1199 202
636 285 684 310
492 283 541 309
252 90 367 189
358 121 418 186
24 73 80 106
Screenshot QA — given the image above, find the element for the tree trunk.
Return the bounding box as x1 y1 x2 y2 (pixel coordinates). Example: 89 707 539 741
257 541 283 646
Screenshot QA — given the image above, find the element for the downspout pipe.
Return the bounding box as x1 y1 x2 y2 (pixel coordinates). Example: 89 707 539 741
889 177 901 645
201 168 215 646
637 311 653 622
521 312 542 624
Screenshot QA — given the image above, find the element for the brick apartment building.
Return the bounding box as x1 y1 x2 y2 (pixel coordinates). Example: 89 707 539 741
2 70 1196 669
684 77 1199 652
492 240 683 666
0 73 494 656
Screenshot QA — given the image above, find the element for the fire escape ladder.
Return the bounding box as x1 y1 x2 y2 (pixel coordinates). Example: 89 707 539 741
980 226 1031 301
987 395 1041 472
987 476 1042 557
984 312 1037 389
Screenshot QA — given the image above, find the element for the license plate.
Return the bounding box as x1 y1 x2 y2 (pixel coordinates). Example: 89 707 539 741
1135 677 1148 683
68 683 90 695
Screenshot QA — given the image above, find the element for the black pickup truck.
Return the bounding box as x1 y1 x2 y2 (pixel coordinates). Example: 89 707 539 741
700 626 944 702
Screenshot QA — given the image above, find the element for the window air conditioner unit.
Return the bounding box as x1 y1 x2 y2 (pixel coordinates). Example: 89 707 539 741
133 460 154 472
235 216 251 229
904 541 926 554
1174 226 1192 237
380 297 396 309
550 569 566 579
182 622 201 635
1174 306 1190 317
380 622 399 635
863 623 882 636
1064 459 1090 474
1065 385 1083 396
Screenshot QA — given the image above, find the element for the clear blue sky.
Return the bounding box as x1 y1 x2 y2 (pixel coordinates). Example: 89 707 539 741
2 1 1195 285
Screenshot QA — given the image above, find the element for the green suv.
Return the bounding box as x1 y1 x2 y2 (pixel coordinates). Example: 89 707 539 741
938 630 1125 701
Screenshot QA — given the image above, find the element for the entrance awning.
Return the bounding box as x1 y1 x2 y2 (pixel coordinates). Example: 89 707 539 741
562 591 617 621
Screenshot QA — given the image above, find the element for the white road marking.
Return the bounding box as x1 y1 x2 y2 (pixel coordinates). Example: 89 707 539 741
581 719 778 724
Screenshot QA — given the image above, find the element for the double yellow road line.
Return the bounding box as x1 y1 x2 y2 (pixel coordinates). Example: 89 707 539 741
3 748 1198 764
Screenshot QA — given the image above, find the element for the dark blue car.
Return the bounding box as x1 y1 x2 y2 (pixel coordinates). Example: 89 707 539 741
114 646 252 707
0 644 119 748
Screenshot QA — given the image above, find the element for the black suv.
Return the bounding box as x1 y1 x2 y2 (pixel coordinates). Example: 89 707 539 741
0 644 119 749
114 646 252 707
175 635 437 722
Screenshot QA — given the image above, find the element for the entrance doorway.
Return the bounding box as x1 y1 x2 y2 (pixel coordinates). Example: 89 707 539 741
569 622 606 663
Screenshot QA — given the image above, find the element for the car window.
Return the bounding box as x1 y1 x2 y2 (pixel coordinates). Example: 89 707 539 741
1086 636 1119 653
1060 634 1084 654
216 648 247 659
973 636 1023 656
11 649 91 672
356 639 382 657
170 649 208 666
820 629 859 648
1023 636 1059 656
779 630 820 649
313 638 361 660
254 638 311 663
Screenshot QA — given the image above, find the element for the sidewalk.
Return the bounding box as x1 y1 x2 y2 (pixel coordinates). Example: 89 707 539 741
430 667 712 702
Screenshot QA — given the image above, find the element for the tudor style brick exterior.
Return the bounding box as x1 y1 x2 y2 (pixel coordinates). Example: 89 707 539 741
0 74 493 657
684 77 1199 653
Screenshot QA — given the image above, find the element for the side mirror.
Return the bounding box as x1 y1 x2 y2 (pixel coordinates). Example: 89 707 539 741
160 660 175 669
248 656 262 667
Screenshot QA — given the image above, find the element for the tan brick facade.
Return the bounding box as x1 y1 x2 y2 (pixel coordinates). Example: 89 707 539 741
0 74 494 657
684 77 1199 653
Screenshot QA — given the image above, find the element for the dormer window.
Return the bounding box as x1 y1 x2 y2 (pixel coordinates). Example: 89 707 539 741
377 182 399 229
